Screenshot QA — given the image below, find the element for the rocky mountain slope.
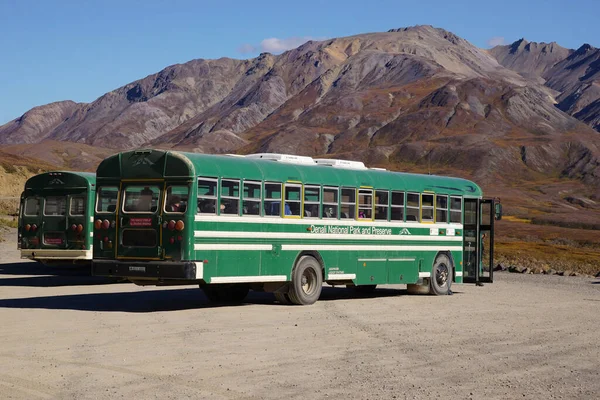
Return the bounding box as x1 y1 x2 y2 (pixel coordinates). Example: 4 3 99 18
1 25 599 192
490 39 600 132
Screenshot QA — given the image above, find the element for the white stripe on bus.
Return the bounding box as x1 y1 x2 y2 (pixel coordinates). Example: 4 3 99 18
194 244 273 251
280 245 463 251
210 275 287 284
357 258 386 262
388 258 415 262
455 271 463 277
419 272 431 278
195 262 204 279
194 231 463 241
327 274 356 280
194 215 463 230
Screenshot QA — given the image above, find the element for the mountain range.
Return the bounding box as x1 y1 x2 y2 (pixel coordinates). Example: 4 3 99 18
1 25 599 198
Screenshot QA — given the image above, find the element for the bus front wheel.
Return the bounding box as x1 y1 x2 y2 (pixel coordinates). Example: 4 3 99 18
288 256 323 305
430 254 452 295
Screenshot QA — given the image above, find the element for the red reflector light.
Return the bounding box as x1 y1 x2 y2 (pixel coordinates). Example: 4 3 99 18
169 237 175 244
103 237 109 243
168 220 175 230
175 220 184 231
71 224 77 231
177 235 183 241
31 224 37 231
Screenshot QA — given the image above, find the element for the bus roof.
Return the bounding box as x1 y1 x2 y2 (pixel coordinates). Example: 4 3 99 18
24 171 96 191
97 150 482 197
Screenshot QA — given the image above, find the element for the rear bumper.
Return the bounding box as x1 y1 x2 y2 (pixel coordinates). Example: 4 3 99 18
21 249 92 260
92 259 202 281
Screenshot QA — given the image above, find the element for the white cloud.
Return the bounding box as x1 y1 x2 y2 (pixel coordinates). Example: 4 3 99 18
486 36 507 47
238 43 257 54
237 36 325 55
260 37 316 53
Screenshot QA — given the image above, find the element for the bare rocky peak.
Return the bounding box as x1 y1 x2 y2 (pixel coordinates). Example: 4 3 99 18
489 38 572 78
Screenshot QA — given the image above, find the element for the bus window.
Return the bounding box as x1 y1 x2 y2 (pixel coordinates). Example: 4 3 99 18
436 195 448 223
341 188 356 219
422 194 434 222
243 181 261 216
123 186 160 213
165 186 189 213
44 196 66 216
358 189 373 220
70 196 86 216
221 179 240 215
390 191 404 221
304 185 320 218
198 178 217 214
450 196 462 223
284 184 302 217
406 193 420 221
323 187 338 219
375 190 388 221
96 187 118 213
264 182 282 216
24 198 40 216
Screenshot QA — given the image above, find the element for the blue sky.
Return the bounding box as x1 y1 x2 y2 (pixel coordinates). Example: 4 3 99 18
0 0 598 125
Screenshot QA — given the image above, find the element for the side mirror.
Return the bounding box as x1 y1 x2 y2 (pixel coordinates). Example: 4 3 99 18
494 202 502 220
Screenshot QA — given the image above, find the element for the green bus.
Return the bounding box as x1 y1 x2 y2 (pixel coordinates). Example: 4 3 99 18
92 150 498 305
18 171 96 265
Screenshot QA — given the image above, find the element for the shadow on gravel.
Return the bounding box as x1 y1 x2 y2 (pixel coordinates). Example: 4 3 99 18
0 262 123 287
0 286 413 313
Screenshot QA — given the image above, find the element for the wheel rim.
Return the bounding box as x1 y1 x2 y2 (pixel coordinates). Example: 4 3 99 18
435 263 449 287
301 267 318 295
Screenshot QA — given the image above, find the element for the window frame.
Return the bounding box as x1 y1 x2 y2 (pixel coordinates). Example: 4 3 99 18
24 197 40 217
435 194 449 223
220 178 241 216
95 186 119 214
43 196 67 217
406 192 420 222
263 182 283 218
283 183 303 218
390 191 405 221
450 196 463 224
197 177 218 215
303 185 320 219
122 185 161 214
421 193 434 223
69 195 86 216
242 180 262 217
322 186 339 219
340 187 356 219
357 188 373 221
163 185 190 214
374 190 389 221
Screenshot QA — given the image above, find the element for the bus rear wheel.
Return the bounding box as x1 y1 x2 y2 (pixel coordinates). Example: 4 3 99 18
201 284 249 304
430 254 452 295
288 256 323 305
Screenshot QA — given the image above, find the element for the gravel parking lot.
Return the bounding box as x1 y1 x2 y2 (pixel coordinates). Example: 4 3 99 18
1 228 598 400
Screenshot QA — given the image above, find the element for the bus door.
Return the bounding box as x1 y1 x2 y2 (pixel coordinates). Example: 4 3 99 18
41 193 69 249
66 191 88 250
116 183 163 260
463 198 494 284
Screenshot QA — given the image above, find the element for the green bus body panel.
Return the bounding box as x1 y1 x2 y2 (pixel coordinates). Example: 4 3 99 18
95 149 480 285
19 171 96 260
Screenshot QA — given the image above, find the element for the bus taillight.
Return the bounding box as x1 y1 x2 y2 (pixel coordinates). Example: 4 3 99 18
71 224 77 231
102 220 110 230
94 219 102 230
175 220 184 231
25 224 31 231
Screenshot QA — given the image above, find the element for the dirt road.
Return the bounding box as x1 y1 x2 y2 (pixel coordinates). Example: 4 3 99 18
1 228 598 399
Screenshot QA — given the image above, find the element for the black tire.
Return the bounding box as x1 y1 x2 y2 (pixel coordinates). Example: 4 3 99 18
288 256 323 305
352 284 377 293
201 284 249 304
274 292 292 305
430 254 452 295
